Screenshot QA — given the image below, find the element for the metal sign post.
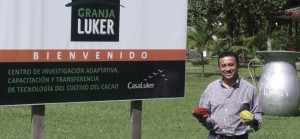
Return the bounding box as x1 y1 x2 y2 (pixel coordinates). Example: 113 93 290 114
31 105 45 139
130 101 142 139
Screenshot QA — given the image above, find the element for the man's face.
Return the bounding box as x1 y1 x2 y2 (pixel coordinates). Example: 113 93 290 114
219 56 238 82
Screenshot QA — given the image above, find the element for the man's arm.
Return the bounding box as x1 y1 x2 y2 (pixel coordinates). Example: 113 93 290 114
250 88 263 131
198 90 215 130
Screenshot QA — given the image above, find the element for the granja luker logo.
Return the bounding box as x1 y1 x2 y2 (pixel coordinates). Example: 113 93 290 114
66 0 123 41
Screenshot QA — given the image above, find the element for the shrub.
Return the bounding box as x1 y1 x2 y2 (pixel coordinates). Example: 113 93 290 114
191 58 209 65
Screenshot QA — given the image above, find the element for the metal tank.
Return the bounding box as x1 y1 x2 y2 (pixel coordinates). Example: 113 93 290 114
257 51 300 116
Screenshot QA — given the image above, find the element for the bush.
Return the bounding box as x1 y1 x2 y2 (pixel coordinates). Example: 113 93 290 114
190 58 209 65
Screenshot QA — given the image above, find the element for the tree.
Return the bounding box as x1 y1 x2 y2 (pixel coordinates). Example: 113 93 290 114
190 0 288 50
187 16 219 77
187 0 295 68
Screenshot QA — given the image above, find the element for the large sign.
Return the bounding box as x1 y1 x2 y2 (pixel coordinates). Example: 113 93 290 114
0 0 187 106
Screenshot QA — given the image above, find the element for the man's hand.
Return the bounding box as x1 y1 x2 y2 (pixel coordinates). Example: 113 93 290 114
192 108 211 123
240 110 255 125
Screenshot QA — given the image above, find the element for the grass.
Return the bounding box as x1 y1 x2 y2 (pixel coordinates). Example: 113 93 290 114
0 58 300 139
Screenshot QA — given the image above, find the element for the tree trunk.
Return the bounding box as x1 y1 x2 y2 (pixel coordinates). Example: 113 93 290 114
288 19 294 51
201 53 205 78
226 20 234 49
296 20 298 51
267 21 273 51
242 50 246 63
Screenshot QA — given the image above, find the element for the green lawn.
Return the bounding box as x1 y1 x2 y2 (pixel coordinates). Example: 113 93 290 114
0 58 300 139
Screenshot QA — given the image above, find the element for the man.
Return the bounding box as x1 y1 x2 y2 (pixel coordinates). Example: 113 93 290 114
197 51 263 139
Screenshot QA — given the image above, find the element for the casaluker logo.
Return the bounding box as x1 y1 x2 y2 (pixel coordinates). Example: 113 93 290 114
66 0 123 41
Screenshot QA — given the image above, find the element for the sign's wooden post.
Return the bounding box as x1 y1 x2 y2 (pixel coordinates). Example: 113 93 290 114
130 101 142 139
31 105 45 139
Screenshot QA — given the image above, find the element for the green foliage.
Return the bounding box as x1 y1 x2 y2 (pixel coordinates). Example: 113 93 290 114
190 58 209 66
187 0 202 26
188 0 291 52
207 41 228 57
272 29 289 50
230 45 250 54
232 31 268 60
251 31 268 50
186 37 197 50
188 17 209 47
187 16 220 52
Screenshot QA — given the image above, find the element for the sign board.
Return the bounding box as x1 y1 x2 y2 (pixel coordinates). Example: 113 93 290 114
0 0 187 105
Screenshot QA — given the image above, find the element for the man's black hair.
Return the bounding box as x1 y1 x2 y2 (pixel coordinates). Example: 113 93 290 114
218 51 240 67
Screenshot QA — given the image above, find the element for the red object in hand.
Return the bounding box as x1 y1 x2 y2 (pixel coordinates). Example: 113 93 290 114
192 108 211 117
